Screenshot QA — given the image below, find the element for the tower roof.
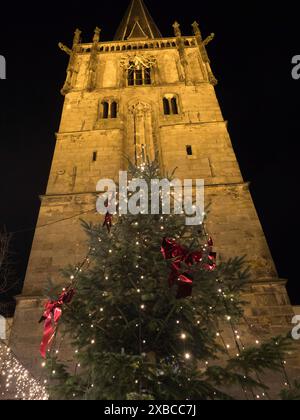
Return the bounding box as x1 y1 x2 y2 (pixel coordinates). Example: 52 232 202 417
114 0 162 41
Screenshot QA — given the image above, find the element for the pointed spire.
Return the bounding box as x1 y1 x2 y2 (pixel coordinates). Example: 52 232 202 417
114 0 162 41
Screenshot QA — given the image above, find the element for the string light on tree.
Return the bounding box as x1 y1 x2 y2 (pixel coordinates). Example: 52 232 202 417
0 344 48 400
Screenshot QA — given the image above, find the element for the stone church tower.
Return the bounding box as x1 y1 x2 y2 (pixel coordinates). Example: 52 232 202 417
10 0 295 375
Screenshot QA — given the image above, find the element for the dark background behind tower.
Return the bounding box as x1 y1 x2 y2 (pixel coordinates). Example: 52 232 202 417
0 0 299 303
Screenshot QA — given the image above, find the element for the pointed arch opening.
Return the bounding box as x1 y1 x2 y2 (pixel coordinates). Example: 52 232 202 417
163 94 180 116
111 101 118 118
163 97 171 115
102 101 109 119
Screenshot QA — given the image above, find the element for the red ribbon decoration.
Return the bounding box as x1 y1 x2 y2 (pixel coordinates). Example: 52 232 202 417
161 237 217 299
39 289 75 359
203 237 217 272
103 211 113 232
103 197 113 232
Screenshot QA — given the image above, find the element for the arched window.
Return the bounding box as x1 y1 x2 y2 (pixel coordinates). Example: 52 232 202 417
163 95 180 115
171 97 179 115
163 98 171 115
127 62 152 86
144 68 151 85
102 101 109 119
100 100 119 119
111 101 118 118
135 69 143 85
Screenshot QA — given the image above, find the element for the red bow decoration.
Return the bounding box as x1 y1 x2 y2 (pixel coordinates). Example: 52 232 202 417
103 211 113 232
203 237 217 272
103 197 113 232
39 288 75 358
161 237 217 299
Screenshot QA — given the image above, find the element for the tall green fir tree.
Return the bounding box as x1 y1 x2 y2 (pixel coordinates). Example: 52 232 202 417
42 161 298 400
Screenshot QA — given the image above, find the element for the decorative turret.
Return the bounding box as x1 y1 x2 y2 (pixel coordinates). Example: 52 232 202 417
59 28 82 95
192 21 217 86
172 21 192 86
87 27 101 92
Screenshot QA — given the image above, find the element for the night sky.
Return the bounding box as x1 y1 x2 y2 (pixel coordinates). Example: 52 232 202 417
0 1 299 303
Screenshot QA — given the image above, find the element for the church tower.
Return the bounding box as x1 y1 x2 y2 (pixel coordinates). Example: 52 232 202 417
10 0 294 374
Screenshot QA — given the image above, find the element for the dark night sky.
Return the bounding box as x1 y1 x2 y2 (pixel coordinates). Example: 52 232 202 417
0 1 299 303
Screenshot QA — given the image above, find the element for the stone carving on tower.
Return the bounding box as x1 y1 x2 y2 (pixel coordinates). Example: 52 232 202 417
192 21 218 86
87 27 101 92
59 28 82 95
128 101 156 165
120 54 156 70
173 21 193 86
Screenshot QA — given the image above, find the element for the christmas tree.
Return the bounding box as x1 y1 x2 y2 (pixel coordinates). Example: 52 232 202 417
43 161 295 400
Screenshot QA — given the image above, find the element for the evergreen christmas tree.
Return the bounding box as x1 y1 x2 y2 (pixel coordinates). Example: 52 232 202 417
43 161 295 400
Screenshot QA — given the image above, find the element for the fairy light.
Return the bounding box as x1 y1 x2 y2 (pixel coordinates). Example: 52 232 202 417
0 344 48 400
184 353 191 360
180 333 187 340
